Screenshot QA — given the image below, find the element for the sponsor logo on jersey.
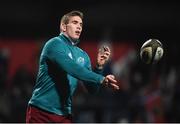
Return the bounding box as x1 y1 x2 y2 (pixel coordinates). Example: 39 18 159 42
68 52 73 59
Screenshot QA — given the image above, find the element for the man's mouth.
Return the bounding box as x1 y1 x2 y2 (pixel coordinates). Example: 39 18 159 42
75 31 80 36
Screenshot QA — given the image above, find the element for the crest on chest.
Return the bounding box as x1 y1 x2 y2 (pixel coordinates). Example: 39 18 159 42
77 57 85 66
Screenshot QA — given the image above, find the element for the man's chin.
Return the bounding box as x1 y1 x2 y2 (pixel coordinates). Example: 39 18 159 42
72 37 79 41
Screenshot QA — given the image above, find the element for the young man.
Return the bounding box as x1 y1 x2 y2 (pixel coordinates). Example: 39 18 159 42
26 10 119 123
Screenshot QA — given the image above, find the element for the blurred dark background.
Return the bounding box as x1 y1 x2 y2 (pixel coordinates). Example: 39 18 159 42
0 0 180 122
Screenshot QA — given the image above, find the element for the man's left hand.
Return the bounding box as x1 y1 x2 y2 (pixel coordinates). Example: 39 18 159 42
96 46 111 69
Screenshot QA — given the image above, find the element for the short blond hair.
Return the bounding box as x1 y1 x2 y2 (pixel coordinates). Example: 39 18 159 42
60 10 83 25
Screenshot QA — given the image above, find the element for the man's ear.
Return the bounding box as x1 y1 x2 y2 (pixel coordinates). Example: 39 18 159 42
60 23 66 32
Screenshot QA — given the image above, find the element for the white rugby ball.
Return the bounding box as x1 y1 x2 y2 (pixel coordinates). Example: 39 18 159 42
140 39 164 64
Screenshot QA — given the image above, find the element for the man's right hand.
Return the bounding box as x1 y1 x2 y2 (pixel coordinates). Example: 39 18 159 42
102 75 119 90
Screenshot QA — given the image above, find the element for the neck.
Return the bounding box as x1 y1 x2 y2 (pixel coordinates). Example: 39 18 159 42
60 32 79 45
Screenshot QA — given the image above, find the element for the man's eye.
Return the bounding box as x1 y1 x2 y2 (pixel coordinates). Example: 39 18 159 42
72 21 77 24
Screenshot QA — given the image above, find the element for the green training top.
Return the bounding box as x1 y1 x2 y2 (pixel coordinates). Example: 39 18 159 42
28 33 104 115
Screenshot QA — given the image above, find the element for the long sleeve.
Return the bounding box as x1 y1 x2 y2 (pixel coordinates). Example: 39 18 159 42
43 38 104 85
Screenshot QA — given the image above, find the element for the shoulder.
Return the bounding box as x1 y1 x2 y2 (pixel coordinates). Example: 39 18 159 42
43 36 66 50
41 36 67 57
46 37 65 46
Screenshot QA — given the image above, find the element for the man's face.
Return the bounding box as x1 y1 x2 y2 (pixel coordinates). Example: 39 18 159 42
62 16 83 40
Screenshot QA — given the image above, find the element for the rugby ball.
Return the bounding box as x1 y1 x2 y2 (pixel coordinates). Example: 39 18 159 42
140 39 164 64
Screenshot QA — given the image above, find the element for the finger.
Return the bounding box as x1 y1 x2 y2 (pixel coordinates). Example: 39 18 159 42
101 52 110 58
103 46 111 52
109 83 119 90
103 46 109 51
109 75 115 79
101 54 109 59
104 51 110 56
99 55 109 61
107 77 117 83
99 55 107 60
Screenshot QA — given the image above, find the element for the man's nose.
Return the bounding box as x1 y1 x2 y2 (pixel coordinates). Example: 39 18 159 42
77 24 82 30
77 27 82 31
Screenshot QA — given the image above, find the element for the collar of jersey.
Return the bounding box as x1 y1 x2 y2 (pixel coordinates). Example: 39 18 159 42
59 33 80 46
